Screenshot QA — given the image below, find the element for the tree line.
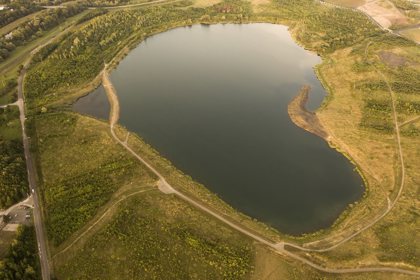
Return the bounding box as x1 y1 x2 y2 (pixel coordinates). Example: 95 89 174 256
0 1 42 29
0 226 40 280
0 5 85 63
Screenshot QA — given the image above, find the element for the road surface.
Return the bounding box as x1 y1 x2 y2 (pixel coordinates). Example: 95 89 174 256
17 57 51 280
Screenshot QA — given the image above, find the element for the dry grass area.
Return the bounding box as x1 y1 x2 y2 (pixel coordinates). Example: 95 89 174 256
192 0 222 8
399 27 420 43
358 0 410 29
0 231 16 259
297 38 420 269
247 0 270 12
315 48 396 235
53 187 256 279
326 0 366 8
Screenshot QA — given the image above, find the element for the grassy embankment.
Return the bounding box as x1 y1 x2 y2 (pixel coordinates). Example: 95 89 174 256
13 0 420 278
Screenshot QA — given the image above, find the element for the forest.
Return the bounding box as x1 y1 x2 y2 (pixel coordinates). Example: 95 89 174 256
0 1 42 28
0 226 40 280
0 107 28 209
0 5 85 63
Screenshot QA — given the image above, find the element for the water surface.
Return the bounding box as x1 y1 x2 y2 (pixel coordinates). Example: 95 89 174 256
74 24 364 235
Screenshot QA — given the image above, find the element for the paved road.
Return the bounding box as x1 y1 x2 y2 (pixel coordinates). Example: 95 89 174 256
16 43 64 280
103 69 420 276
0 196 33 217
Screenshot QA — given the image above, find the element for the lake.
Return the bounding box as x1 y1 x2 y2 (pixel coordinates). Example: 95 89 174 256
73 24 364 235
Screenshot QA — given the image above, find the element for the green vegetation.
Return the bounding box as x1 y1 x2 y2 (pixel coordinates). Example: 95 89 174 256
0 231 15 259
0 226 40 280
25 4 205 108
34 112 155 245
0 2 42 29
389 0 416 10
55 192 254 279
76 9 108 25
0 0 418 277
0 106 27 209
0 79 17 105
0 5 85 63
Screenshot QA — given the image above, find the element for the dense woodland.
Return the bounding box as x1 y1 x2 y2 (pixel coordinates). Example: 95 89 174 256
25 3 204 107
0 107 27 209
0 5 85 63
0 226 40 280
0 2 42 28
84 0 130 7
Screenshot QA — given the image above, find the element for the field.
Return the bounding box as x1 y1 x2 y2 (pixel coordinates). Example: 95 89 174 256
54 191 255 279
34 112 156 246
0 0 418 278
399 27 420 43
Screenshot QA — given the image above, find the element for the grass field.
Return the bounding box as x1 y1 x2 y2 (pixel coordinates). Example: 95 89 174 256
34 112 156 246
54 191 255 279
0 106 21 141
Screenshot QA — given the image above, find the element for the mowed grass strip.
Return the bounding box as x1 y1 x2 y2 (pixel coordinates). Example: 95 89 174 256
55 191 254 280
35 112 156 246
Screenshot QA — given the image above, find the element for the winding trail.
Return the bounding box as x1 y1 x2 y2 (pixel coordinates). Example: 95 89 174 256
102 68 419 276
52 187 153 258
283 68 407 253
399 115 420 128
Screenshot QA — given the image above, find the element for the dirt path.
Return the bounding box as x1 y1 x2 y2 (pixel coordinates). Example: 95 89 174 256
283 67 407 254
399 115 420 128
52 187 154 258
102 68 419 276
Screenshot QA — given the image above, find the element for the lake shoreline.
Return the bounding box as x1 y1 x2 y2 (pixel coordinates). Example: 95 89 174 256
74 23 366 240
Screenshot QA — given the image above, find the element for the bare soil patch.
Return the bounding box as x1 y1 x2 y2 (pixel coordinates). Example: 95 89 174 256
288 85 329 140
379 51 408 67
358 0 409 29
